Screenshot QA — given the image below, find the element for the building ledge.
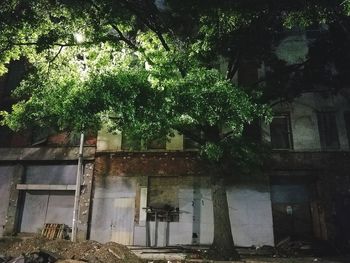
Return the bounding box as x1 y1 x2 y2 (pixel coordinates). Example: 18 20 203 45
268 151 350 172
95 150 199 157
0 146 96 161
16 184 76 191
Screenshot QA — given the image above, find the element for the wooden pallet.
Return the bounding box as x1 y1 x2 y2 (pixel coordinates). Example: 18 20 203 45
41 223 66 239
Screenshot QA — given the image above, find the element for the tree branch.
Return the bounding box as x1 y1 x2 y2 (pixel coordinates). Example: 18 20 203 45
48 45 64 64
120 0 171 51
226 50 240 80
8 41 96 47
47 45 64 74
89 0 154 65
221 130 235 140
109 24 138 50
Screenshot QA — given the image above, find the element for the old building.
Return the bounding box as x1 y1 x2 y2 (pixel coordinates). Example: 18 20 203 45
0 61 96 240
265 91 350 246
1 36 350 249
86 91 350 248
90 129 274 247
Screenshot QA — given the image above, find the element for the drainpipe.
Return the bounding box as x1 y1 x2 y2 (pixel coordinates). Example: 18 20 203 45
71 132 84 242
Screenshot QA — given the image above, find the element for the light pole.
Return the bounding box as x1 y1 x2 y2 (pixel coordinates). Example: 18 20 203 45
71 132 84 242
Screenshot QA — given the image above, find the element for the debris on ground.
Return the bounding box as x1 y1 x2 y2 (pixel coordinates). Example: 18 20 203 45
41 224 69 240
0 237 143 263
274 236 341 258
275 236 312 256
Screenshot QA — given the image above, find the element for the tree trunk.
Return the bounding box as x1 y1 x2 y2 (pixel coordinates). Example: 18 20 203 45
210 176 240 260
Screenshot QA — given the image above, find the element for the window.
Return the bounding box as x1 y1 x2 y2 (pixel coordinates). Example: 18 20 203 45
317 111 339 150
183 129 202 150
0 126 12 147
121 133 141 151
270 114 293 149
121 133 166 151
243 120 262 142
183 136 199 149
31 127 49 145
147 137 166 150
344 111 350 148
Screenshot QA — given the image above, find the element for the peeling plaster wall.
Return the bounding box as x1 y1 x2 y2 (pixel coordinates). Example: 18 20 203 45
263 92 350 151
0 166 14 237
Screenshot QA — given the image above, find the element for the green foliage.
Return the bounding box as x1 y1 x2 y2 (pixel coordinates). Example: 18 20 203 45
1 0 349 165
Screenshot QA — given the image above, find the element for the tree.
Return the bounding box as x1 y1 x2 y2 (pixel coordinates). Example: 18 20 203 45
1 0 350 260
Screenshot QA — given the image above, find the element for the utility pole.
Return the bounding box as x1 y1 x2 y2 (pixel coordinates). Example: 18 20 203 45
71 132 84 242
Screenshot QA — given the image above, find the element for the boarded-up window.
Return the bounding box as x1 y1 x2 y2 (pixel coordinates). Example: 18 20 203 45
317 112 339 150
147 177 179 221
344 111 350 148
270 114 293 149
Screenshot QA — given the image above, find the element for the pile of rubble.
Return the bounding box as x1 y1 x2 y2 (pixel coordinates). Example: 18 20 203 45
0 237 143 263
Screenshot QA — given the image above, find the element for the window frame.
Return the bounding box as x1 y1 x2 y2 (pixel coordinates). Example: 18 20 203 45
344 111 350 149
270 113 293 150
317 111 340 150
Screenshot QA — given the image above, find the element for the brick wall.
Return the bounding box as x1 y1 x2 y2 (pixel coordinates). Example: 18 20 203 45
47 132 97 146
94 151 204 177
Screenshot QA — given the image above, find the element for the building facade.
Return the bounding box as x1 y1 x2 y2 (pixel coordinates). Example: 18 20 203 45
1 90 350 248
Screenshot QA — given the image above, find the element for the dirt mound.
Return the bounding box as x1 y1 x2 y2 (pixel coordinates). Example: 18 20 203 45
0 237 142 263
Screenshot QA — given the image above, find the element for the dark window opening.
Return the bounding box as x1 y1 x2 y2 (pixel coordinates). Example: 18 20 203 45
343 111 350 149
270 114 293 149
121 133 141 151
317 111 339 150
0 126 13 147
183 129 202 150
183 136 199 149
121 133 166 151
31 128 50 146
243 119 262 142
147 137 166 150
